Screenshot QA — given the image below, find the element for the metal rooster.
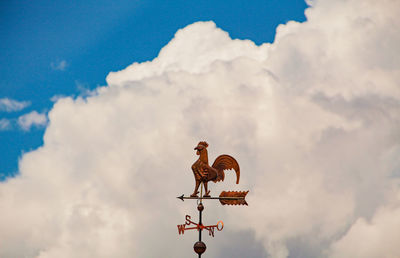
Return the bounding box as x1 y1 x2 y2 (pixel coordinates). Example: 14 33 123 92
191 141 240 197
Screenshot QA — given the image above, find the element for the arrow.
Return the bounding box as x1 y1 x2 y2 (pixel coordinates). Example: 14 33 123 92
177 194 244 201
177 191 249 205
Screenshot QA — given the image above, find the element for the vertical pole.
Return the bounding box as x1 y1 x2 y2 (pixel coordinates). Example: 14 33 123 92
199 203 202 258
199 183 203 258
194 183 206 257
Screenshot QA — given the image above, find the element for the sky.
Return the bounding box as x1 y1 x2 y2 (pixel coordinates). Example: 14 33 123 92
1 0 400 258
0 0 307 178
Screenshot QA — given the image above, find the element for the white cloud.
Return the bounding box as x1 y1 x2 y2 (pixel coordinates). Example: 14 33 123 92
51 60 68 71
50 95 67 102
0 118 11 130
1 0 400 257
18 111 48 131
0 98 30 112
328 202 400 258
75 81 96 97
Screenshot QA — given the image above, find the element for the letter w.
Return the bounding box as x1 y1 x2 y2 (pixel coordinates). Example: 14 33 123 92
177 224 186 235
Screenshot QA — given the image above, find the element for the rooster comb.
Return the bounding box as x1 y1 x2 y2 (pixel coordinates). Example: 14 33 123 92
197 141 209 148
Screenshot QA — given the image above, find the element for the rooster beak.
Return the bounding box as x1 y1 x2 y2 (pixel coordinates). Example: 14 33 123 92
194 147 198 150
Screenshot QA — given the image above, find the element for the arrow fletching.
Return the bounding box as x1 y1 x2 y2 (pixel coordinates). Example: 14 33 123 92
219 191 249 206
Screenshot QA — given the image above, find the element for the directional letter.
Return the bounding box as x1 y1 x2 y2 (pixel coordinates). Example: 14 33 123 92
185 215 192 225
177 224 186 235
208 227 215 237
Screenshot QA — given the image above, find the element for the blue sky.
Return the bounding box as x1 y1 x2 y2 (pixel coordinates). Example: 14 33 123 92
0 0 307 179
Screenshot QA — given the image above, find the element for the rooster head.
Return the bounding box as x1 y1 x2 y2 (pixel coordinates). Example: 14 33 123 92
194 141 208 155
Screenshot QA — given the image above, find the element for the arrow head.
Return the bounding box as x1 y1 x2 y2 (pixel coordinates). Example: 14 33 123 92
177 194 184 201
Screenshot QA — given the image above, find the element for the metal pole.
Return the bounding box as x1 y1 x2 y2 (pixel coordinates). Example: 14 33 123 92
199 207 202 241
199 183 203 258
193 183 206 257
199 205 202 258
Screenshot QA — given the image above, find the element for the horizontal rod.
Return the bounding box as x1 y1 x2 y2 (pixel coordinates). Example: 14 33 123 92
177 194 245 201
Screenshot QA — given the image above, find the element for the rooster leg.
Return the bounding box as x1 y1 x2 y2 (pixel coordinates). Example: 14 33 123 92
191 180 200 197
203 182 211 197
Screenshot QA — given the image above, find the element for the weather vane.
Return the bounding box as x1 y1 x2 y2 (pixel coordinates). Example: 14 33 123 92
177 141 249 257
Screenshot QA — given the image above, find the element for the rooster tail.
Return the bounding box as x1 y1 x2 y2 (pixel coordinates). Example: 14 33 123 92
214 170 225 183
212 155 240 184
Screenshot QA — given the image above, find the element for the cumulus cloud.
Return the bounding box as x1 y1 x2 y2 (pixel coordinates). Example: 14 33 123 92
328 203 400 258
0 98 30 112
1 0 400 257
0 118 11 130
51 60 68 71
50 95 67 102
18 111 48 131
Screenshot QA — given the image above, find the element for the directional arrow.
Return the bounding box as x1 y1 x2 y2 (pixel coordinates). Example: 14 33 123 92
177 191 249 205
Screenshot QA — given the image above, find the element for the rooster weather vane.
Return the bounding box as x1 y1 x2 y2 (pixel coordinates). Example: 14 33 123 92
177 141 249 257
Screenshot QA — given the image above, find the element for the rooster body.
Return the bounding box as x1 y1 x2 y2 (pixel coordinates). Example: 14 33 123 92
191 142 240 197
